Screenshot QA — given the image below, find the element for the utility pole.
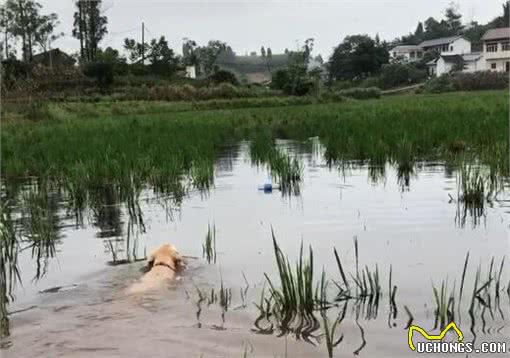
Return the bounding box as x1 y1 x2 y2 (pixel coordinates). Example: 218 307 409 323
141 21 145 65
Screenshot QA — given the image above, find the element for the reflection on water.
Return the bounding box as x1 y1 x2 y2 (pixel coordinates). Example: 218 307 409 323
1 139 509 356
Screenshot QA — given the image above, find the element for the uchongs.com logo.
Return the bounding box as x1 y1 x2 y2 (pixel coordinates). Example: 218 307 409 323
408 322 508 354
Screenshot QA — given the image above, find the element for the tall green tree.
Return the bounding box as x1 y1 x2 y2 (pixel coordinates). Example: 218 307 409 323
444 2 463 33
73 0 108 62
491 1 510 28
195 40 227 75
124 35 179 76
260 46 266 58
328 35 389 81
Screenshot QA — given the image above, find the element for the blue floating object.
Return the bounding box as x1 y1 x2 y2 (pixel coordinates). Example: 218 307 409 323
263 183 273 192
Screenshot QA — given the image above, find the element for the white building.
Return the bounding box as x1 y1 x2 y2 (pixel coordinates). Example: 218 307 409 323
481 27 510 73
185 65 196 79
418 35 472 55
389 45 423 63
430 53 484 76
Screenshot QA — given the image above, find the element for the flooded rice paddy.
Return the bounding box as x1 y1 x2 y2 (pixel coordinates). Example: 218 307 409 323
1 139 509 357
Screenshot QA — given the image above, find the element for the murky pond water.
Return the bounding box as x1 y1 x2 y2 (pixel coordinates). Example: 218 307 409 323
2 140 509 357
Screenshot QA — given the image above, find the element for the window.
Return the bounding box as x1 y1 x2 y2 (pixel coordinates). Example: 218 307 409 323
417 51 423 58
393 52 396 57
506 62 510 73
491 63 497 70
442 44 449 52
410 51 415 58
450 46 454 51
486 43 498 52
502 41 510 51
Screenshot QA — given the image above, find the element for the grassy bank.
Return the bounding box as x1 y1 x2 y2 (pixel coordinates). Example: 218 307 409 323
2 90 508 177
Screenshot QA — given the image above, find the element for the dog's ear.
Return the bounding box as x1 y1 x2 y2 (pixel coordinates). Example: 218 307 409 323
147 252 155 268
173 250 185 269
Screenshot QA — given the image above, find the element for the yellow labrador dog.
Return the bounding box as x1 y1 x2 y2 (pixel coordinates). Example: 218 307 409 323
127 244 184 294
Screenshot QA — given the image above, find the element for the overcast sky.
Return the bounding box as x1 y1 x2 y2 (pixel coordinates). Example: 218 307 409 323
38 0 505 58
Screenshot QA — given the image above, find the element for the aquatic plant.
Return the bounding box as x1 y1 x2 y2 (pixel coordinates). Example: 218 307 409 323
0 205 21 338
202 224 217 264
432 279 456 330
262 231 320 340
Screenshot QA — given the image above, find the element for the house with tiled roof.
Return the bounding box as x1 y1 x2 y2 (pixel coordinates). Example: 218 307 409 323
418 35 471 55
481 27 510 73
389 45 423 63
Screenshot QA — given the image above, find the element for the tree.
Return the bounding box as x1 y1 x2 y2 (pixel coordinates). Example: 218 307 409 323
182 38 198 66
147 36 179 76
444 2 463 33
124 35 179 76
34 13 63 53
96 46 127 74
5 0 59 62
73 0 108 62
271 39 318 96
415 22 424 39
491 1 510 28
0 5 16 59
328 34 389 81
267 47 272 58
195 40 227 75
124 37 149 63
260 46 266 58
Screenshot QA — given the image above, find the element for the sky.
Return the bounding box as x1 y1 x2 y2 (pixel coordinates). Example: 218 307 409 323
36 0 505 59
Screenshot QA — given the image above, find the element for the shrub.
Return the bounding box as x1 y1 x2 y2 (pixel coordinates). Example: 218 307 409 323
83 62 115 92
209 69 239 85
271 69 291 91
337 87 381 99
330 80 357 91
450 71 509 91
421 71 508 94
379 63 427 89
1 59 32 91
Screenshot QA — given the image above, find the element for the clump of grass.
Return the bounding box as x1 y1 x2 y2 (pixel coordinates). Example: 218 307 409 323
0 205 21 338
458 166 495 205
202 224 217 264
20 186 59 280
262 230 319 339
432 279 456 330
190 160 215 192
321 306 345 358
269 150 303 189
333 238 381 307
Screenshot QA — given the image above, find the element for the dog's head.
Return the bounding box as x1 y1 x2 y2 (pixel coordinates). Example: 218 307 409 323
147 244 183 271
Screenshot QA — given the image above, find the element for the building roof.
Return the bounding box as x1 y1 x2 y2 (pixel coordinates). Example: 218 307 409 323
481 27 510 41
389 45 422 53
439 54 464 64
461 52 482 62
419 35 463 48
32 48 75 65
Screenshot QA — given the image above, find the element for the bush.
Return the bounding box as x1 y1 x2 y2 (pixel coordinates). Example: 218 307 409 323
83 62 115 92
421 71 508 94
1 59 32 91
450 71 509 91
209 70 239 85
379 63 427 89
420 75 453 93
271 69 291 91
337 87 381 99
